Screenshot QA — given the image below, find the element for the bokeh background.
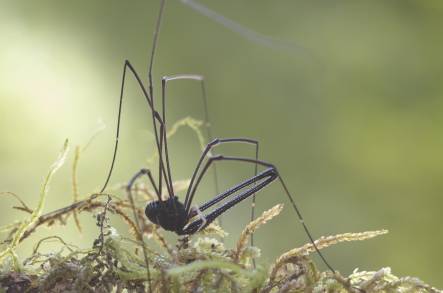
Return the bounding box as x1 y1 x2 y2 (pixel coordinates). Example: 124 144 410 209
1 0 442 287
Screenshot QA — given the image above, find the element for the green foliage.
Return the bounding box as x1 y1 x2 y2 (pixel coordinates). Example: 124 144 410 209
0 140 69 271
2 1 443 288
0 141 441 292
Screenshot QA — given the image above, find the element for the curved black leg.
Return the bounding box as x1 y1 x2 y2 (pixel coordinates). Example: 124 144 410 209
182 167 277 234
183 138 259 212
127 168 161 201
183 154 335 273
160 74 216 197
126 169 157 292
99 60 171 198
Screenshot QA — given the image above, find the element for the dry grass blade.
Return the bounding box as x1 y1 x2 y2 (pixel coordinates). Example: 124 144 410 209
384 276 442 293
166 117 205 149
269 229 388 281
147 117 206 168
72 146 82 232
234 204 283 262
152 226 173 256
0 192 33 214
71 124 106 233
0 139 69 267
32 236 79 254
0 142 440 292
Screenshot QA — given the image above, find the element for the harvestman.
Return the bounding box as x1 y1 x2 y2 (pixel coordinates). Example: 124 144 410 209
99 0 335 289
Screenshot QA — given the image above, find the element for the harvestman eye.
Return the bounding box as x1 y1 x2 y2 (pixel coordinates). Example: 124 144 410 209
99 0 335 291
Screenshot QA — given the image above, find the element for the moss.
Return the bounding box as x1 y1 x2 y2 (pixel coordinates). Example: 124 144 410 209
0 140 441 293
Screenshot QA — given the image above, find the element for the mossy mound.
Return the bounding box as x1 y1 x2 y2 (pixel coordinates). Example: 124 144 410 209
0 141 440 293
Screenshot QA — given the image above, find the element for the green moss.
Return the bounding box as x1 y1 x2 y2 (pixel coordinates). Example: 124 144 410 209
0 140 441 293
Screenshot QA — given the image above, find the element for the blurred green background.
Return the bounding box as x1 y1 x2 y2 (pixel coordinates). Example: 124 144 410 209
1 0 442 287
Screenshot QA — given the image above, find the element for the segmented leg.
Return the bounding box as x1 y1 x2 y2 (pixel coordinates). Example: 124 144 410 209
183 153 335 273
182 167 277 234
184 138 259 212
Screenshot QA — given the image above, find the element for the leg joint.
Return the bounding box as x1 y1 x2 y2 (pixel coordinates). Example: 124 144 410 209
209 138 220 146
140 168 151 175
208 154 223 161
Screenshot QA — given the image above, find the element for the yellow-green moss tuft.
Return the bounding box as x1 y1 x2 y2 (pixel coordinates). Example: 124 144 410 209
0 140 441 293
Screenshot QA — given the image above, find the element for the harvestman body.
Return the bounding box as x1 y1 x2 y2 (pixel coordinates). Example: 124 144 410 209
99 0 335 290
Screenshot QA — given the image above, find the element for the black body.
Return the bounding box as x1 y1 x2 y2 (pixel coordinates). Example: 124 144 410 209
145 197 187 234
143 164 278 236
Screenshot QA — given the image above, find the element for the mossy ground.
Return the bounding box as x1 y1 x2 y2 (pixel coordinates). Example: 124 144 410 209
0 140 441 293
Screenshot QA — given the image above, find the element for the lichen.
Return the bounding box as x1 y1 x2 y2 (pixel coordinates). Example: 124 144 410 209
0 140 441 293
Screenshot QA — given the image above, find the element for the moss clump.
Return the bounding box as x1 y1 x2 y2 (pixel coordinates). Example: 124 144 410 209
0 141 441 293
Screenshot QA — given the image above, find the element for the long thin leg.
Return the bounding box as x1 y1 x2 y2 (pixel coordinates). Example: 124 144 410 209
146 0 172 197
132 2 166 291
184 140 259 268
142 74 220 200
147 0 166 98
184 154 336 273
184 138 259 212
157 117 173 196
127 168 161 201
138 0 174 199
99 60 171 197
182 168 277 234
186 153 271 214
100 2 166 292
250 143 259 268
189 168 274 215
159 75 212 197
126 170 156 292
160 76 262 249
160 76 260 235
161 74 221 208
